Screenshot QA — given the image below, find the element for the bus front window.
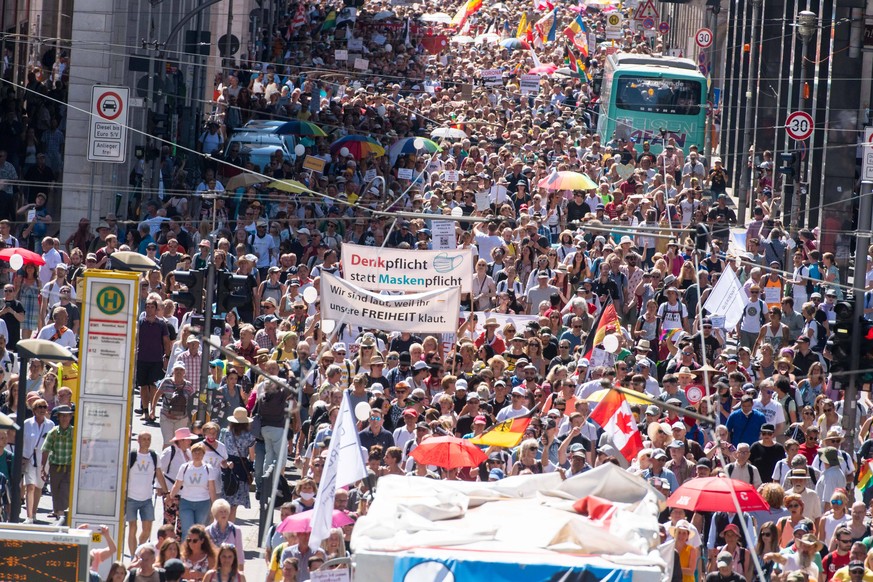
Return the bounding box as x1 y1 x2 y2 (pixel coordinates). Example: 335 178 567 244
615 77 702 115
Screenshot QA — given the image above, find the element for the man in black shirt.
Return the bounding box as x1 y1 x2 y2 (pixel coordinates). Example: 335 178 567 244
748 423 785 483
566 191 590 223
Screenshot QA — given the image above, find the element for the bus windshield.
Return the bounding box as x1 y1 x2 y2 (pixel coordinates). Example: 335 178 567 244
614 76 702 116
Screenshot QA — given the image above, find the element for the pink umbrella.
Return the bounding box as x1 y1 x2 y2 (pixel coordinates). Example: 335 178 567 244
276 508 355 533
528 64 557 75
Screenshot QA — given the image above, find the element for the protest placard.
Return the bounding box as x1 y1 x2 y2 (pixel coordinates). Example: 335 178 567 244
321 273 460 333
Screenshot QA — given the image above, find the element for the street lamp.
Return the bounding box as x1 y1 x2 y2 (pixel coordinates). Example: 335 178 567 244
794 10 816 228
736 0 764 226
9 339 77 523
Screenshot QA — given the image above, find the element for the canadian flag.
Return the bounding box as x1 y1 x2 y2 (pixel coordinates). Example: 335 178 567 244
589 389 644 462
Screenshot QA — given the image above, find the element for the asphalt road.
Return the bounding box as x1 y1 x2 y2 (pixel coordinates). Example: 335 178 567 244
25 406 287 580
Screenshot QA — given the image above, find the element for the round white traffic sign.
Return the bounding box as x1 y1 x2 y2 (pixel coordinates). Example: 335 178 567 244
695 28 713 48
785 111 814 141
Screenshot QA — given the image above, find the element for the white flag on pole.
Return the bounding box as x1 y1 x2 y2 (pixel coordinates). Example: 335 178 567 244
703 266 748 330
309 391 367 548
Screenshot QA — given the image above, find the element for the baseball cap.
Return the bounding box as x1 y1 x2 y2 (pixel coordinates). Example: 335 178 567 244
716 551 733 568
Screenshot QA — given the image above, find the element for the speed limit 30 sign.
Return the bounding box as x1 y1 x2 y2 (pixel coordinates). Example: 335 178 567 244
695 28 713 48
785 111 814 141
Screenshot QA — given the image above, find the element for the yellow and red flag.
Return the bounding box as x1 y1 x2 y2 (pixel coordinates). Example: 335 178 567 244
451 0 483 28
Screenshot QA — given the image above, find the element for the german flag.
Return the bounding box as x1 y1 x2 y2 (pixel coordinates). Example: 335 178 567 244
581 299 621 361
470 413 533 448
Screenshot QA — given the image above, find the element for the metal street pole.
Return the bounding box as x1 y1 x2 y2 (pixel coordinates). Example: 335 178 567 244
9 353 30 522
704 2 720 160
793 10 817 230
845 179 872 443
9 340 76 522
197 263 215 423
736 0 763 227
224 0 234 71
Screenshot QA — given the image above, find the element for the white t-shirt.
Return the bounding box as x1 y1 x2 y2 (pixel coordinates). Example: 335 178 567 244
496 405 530 423
753 399 786 426
128 451 158 501
249 232 277 268
474 232 502 258
176 462 216 502
393 426 416 457
36 323 76 348
39 249 62 285
201 439 227 471
657 301 687 331
740 299 767 333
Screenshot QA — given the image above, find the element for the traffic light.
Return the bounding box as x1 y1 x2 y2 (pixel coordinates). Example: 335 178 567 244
861 318 873 385
828 300 854 374
778 152 799 178
172 269 205 310
216 271 251 313
148 111 169 139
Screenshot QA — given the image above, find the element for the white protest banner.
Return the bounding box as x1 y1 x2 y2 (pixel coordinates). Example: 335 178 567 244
341 242 474 293
703 266 748 330
335 49 348 61
397 168 414 180
443 170 459 182
308 391 367 549
321 272 460 333
520 74 540 95
364 168 377 182
354 58 369 70
431 220 457 250
346 38 363 51
481 69 503 86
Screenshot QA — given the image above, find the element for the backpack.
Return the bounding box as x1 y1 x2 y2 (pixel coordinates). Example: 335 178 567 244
726 462 755 485
258 388 288 425
164 385 190 417
128 450 159 486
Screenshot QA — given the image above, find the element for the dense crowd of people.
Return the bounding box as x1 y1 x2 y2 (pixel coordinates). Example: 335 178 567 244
0 0 870 580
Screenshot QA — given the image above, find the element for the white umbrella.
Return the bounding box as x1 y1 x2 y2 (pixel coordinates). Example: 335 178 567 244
431 127 468 140
420 12 452 23
451 35 475 44
475 32 501 44
373 10 396 20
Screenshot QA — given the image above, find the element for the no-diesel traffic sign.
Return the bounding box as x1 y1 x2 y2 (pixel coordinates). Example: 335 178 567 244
88 86 129 163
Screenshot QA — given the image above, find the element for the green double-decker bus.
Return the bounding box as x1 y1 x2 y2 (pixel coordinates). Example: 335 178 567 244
598 53 707 154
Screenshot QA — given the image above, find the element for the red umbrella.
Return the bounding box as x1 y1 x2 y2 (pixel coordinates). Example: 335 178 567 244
528 64 557 75
410 435 488 469
276 509 355 533
0 247 45 266
666 476 769 512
